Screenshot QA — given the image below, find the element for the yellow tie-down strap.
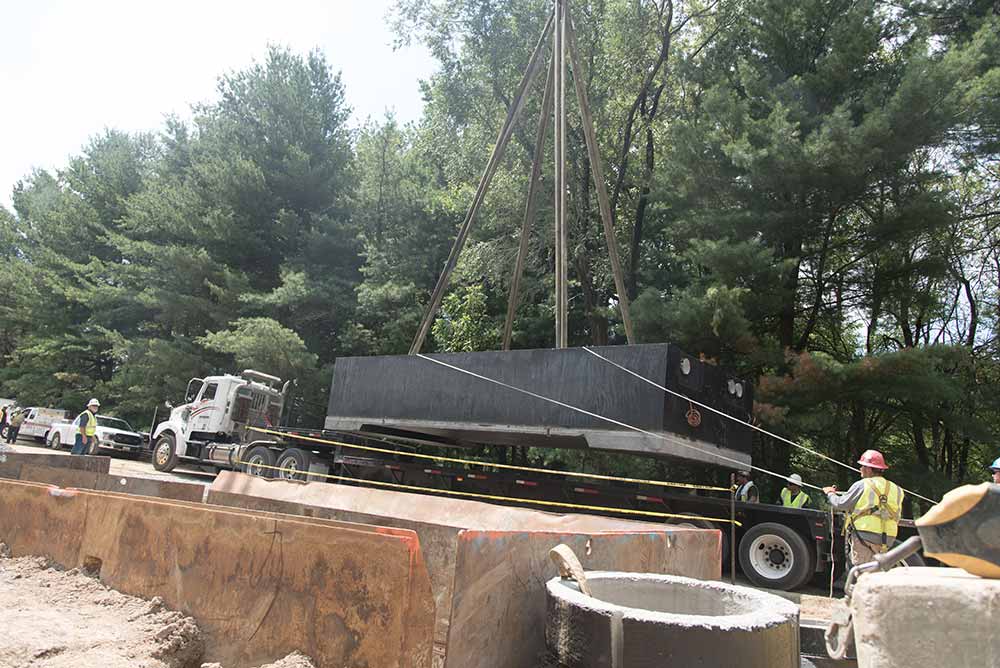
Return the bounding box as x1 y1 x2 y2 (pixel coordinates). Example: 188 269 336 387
236 457 741 527
249 426 733 493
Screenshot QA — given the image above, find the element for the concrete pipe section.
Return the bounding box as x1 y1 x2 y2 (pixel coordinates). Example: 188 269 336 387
546 572 799 668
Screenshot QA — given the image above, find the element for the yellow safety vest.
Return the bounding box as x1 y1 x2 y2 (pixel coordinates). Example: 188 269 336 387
780 488 809 508
850 476 903 542
78 410 97 437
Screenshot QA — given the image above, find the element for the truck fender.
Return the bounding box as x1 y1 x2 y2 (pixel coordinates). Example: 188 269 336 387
236 440 280 465
152 421 189 458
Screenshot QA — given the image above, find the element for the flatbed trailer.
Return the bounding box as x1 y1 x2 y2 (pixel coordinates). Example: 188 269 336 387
236 425 850 591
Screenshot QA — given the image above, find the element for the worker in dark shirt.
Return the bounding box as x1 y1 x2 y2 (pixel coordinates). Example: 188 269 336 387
735 470 758 503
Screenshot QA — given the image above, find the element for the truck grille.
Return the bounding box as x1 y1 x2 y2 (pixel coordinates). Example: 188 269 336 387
113 434 142 446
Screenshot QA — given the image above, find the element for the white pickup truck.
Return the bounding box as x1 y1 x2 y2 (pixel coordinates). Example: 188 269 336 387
47 414 147 455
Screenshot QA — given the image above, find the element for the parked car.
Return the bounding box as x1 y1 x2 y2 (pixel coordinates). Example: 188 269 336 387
13 407 69 443
48 415 146 455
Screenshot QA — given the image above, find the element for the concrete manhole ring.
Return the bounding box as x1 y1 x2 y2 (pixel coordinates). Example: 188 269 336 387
546 572 800 667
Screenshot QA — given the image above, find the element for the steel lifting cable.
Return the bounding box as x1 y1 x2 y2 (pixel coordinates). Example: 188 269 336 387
415 354 828 495
581 347 939 506
248 426 730 493
237 459 741 526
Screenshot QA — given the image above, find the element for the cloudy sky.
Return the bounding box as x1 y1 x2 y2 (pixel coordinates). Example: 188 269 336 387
0 0 436 208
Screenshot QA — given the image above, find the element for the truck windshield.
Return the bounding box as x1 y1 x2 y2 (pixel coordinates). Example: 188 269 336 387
96 417 134 431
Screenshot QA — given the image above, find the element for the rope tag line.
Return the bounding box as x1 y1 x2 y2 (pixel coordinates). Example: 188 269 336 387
249 426 730 493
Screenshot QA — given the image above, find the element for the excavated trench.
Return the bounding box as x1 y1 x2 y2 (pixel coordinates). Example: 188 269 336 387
0 454 723 668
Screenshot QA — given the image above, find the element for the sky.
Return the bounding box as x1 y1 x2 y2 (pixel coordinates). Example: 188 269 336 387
0 0 437 209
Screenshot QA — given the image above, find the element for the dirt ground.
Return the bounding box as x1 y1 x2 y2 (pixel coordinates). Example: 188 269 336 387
0 547 313 668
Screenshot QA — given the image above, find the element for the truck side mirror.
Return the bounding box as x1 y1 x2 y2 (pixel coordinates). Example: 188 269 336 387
164 401 173 409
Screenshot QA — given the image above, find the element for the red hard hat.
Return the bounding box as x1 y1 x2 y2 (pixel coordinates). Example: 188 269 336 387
858 449 888 470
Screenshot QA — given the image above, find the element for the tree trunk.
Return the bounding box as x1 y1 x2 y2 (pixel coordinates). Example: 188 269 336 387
627 126 655 299
911 413 932 471
780 236 803 352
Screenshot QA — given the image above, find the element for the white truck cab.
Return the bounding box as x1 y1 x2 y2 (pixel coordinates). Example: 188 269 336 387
151 370 290 472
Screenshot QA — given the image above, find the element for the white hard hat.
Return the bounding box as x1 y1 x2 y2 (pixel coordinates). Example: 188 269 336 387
87 398 101 408
787 473 803 486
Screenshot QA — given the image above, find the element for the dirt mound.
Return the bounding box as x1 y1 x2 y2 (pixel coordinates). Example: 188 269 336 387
0 546 317 668
0 547 203 668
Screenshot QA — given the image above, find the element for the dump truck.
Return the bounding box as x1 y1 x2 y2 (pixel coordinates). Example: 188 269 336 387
148 344 918 591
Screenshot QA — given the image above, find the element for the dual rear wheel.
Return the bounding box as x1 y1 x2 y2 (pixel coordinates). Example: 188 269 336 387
242 445 311 482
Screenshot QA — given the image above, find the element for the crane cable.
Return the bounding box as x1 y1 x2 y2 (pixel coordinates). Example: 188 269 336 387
581 347 938 506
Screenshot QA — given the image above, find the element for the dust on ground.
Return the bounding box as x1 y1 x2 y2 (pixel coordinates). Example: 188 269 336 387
0 546 313 668
798 592 841 621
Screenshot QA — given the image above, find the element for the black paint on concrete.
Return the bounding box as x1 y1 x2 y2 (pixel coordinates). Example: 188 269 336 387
326 344 753 460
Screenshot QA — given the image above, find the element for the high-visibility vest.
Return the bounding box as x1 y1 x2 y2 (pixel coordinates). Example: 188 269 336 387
849 476 903 543
77 410 97 437
737 480 757 502
780 488 810 508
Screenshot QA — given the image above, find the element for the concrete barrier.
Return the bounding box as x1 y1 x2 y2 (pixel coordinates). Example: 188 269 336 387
0 478 434 668
0 451 110 480
208 472 721 668
14 462 205 503
545 572 800 667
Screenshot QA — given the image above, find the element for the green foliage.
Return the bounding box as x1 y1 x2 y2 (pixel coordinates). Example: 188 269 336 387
199 317 318 382
432 284 499 352
1 2 999 496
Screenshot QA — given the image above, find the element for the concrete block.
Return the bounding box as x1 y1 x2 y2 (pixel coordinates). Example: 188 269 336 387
208 472 721 668
14 463 205 503
325 344 753 466
0 452 109 480
0 478 434 668
851 567 1000 668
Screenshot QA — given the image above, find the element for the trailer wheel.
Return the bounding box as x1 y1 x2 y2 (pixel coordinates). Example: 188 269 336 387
275 448 311 482
152 434 179 472
49 432 62 450
243 445 276 478
739 522 814 591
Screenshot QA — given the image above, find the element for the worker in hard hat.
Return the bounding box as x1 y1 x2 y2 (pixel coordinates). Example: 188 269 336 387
989 457 1000 485
70 398 100 455
779 473 810 508
735 470 758 503
823 449 904 567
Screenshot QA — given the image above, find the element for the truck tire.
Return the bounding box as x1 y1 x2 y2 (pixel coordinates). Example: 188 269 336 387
49 432 61 450
243 445 276 478
739 522 815 591
274 448 311 482
152 434 179 472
